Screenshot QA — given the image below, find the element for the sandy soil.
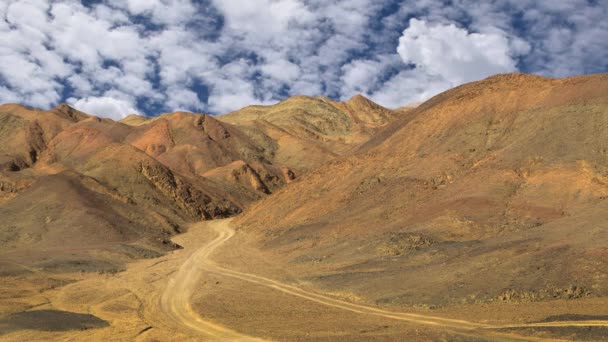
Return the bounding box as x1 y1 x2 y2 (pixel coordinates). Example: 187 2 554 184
2 218 608 341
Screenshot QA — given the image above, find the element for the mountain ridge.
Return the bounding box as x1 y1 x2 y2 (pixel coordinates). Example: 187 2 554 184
0 92 402 271
233 72 608 307
2 72 608 341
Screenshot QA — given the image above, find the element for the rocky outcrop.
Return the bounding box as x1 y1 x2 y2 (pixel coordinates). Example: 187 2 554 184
496 285 591 303
49 103 90 122
229 162 271 194
138 160 240 219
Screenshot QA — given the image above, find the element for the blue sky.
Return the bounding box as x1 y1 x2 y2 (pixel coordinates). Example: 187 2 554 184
1 0 607 119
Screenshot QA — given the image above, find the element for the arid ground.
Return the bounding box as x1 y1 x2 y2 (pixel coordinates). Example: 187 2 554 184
1 73 608 341
2 219 608 341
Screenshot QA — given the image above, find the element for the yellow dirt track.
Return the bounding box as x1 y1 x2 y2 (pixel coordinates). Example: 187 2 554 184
157 219 608 341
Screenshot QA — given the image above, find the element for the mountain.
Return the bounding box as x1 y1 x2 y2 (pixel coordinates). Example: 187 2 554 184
0 104 88 173
218 95 398 172
235 73 608 306
2 73 608 341
0 96 400 271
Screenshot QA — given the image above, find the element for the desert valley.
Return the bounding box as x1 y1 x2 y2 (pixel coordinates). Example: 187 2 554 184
0 73 607 341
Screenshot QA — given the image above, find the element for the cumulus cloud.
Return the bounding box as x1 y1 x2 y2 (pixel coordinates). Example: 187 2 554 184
368 70 450 109
340 55 400 98
68 96 140 120
213 0 313 37
338 18 529 108
261 59 301 83
397 19 527 86
0 0 606 117
207 59 276 113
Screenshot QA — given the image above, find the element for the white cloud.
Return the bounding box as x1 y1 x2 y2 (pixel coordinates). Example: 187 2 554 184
164 87 203 112
338 18 529 108
340 56 397 98
68 96 140 120
0 1 66 108
111 0 198 25
0 0 606 115
212 0 313 38
397 19 525 87
150 28 218 86
260 59 301 83
50 3 146 65
207 59 276 113
368 70 451 109
0 86 20 105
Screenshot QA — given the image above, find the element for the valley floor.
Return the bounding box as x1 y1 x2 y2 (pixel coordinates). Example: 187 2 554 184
1 219 608 341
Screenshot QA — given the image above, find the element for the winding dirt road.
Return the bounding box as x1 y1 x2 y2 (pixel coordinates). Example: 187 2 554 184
159 220 608 341
160 222 265 341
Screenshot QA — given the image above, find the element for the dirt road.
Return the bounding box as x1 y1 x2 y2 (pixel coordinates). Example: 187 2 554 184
160 222 266 341
159 219 608 341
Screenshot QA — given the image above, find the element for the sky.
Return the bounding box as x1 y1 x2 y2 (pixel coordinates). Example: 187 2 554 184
1 0 607 120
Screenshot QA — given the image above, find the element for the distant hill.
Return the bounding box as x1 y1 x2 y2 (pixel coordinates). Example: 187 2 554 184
218 95 398 172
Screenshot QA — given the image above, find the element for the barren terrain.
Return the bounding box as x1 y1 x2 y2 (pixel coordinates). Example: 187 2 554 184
1 73 607 340
3 219 608 341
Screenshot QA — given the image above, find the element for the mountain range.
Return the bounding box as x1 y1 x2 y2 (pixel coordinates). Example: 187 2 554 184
1 73 607 341
0 93 399 272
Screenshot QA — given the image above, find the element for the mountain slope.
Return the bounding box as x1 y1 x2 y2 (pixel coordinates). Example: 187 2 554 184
235 73 608 307
218 95 398 172
0 104 89 172
0 96 400 269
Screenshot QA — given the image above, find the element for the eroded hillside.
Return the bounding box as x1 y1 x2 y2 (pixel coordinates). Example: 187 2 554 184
0 95 399 272
1 73 608 342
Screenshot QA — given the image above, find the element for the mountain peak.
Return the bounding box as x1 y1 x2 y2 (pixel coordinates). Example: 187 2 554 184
347 94 370 102
119 114 150 126
50 103 89 122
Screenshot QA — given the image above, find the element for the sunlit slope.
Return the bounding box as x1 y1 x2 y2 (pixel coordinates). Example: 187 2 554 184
236 73 608 306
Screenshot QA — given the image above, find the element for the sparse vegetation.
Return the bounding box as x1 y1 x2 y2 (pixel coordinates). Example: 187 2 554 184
1 73 608 341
